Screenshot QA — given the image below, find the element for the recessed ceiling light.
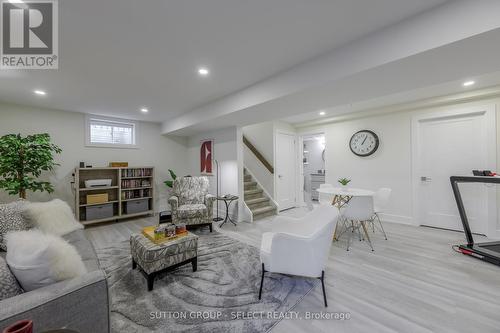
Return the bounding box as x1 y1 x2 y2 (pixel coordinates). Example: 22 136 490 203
463 80 475 87
140 107 149 113
34 90 46 96
319 111 326 116
198 67 210 76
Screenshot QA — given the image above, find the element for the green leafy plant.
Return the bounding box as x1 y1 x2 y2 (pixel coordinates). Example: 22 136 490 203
163 169 177 188
0 133 62 199
338 178 351 186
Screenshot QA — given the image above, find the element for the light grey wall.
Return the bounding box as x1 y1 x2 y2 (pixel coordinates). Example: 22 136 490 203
186 127 242 220
300 97 500 235
0 102 188 212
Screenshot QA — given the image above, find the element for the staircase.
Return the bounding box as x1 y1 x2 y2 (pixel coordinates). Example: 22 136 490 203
244 168 277 221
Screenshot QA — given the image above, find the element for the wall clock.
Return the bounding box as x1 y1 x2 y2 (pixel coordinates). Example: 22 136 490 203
349 130 379 157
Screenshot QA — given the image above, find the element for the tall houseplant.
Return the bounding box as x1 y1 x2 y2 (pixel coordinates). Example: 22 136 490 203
0 133 62 199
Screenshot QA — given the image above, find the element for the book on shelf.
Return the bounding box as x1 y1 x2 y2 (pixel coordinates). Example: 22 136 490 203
121 179 151 189
121 168 153 178
121 188 151 200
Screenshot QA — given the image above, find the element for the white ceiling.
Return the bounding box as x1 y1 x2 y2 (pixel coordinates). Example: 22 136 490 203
163 25 500 135
284 71 500 125
0 0 449 122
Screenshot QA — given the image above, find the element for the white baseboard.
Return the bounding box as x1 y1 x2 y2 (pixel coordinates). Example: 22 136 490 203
378 213 415 226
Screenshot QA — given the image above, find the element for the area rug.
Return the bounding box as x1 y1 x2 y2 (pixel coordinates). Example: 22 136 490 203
96 230 317 333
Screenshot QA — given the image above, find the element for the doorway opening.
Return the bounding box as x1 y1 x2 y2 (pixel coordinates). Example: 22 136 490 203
300 133 326 207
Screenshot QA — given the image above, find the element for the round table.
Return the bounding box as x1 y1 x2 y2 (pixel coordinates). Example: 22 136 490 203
217 195 238 227
316 187 375 241
316 187 374 205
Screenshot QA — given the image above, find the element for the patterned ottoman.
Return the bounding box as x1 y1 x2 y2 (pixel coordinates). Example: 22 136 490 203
130 232 198 291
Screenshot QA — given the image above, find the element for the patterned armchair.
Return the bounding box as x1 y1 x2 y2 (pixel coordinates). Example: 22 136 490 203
168 176 216 232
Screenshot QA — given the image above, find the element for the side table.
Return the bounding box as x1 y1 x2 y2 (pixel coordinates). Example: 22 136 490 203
217 195 238 227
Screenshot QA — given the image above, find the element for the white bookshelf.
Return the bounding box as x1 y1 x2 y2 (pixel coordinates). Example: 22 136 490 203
74 166 155 226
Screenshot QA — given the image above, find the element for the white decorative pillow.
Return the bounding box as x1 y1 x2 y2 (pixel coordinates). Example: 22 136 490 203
22 199 83 236
5 230 87 291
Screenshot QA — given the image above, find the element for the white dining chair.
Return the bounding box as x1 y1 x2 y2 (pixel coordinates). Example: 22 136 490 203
259 205 339 307
342 196 375 251
318 183 333 205
371 188 392 240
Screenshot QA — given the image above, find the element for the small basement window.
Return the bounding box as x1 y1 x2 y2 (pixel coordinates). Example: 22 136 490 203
85 115 138 148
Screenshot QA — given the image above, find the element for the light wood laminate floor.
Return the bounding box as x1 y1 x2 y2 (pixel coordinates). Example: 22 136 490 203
86 208 500 333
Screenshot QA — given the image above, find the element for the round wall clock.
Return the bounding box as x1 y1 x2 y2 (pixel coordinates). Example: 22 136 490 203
349 130 379 157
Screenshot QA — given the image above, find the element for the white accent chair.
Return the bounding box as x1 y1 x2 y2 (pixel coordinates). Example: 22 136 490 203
259 205 338 307
371 188 392 240
318 183 334 205
342 196 375 251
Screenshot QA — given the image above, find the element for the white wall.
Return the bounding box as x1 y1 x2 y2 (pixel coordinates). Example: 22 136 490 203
301 96 500 234
243 122 274 195
0 102 188 212
323 111 412 225
186 127 245 221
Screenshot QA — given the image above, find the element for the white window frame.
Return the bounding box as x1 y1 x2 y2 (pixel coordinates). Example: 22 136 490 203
85 115 140 149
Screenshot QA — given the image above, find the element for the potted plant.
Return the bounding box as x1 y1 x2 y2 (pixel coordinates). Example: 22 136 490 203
0 133 61 199
338 178 351 191
163 169 177 189
159 169 178 224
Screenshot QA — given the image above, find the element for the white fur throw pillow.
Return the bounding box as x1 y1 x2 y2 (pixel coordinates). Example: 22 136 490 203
5 230 87 291
22 199 83 236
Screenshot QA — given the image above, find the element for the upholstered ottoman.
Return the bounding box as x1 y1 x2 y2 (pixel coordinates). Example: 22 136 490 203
130 232 198 291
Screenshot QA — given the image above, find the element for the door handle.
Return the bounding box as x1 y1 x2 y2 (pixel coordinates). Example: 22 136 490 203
278 175 283 179
421 176 432 182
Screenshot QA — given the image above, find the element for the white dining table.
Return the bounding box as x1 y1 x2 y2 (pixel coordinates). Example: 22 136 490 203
316 187 375 197
316 187 375 240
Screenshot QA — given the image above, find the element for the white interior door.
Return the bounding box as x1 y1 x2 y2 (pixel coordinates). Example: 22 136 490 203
416 109 494 235
276 132 296 211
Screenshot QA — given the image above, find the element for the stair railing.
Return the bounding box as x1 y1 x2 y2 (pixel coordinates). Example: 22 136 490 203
243 136 274 174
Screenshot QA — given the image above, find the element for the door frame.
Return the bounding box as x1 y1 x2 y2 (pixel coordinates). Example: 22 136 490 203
411 104 497 237
274 130 298 211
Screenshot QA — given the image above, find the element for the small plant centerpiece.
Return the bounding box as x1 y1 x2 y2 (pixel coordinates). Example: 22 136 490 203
338 177 351 191
0 133 62 199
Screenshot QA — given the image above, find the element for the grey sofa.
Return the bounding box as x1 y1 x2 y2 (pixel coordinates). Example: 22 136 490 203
0 230 110 333
168 176 216 231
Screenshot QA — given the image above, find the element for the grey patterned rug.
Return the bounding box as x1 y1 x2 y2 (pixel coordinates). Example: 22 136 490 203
96 231 316 333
